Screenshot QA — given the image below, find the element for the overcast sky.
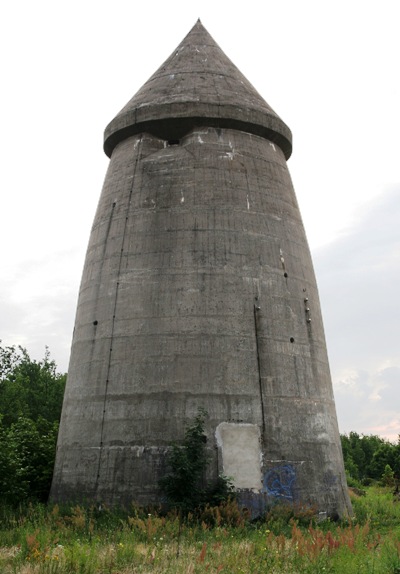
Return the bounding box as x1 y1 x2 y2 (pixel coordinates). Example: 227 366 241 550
1 1 399 440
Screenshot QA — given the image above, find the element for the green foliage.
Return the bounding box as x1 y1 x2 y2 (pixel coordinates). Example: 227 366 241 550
341 431 400 483
264 502 318 533
0 342 66 503
1 488 400 573
159 408 234 513
350 485 400 534
0 343 66 427
381 464 395 487
371 443 398 479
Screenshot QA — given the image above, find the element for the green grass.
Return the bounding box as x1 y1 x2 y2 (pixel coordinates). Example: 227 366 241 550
1 488 400 573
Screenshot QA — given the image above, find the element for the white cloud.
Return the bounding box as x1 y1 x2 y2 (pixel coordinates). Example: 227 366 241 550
1 250 81 372
314 189 400 440
1 1 399 441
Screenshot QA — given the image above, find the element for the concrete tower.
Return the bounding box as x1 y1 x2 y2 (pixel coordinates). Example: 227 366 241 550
51 21 351 518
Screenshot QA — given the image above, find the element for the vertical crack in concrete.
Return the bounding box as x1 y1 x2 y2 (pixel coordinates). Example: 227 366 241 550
95 135 143 494
253 302 266 434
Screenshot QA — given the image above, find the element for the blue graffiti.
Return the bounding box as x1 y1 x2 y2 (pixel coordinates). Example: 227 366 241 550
262 464 296 501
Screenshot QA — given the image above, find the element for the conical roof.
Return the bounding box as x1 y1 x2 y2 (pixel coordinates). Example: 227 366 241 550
104 20 292 159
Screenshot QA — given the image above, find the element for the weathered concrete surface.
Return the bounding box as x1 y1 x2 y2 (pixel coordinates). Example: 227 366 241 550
104 20 292 160
216 423 262 490
51 21 352 518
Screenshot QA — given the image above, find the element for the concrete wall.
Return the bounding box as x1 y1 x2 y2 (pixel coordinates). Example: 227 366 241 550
51 126 351 517
216 423 262 490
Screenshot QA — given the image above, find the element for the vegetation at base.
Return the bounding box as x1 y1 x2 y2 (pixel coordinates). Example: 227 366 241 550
1 344 400 571
158 408 234 514
1 487 400 573
1 341 400 510
0 342 66 503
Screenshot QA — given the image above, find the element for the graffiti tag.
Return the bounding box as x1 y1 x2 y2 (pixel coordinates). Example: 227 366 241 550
262 464 296 501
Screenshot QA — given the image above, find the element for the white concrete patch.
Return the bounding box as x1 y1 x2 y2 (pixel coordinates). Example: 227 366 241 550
215 422 262 491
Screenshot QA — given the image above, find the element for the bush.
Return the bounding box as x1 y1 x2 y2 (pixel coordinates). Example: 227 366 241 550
159 409 234 514
0 343 66 503
381 464 395 487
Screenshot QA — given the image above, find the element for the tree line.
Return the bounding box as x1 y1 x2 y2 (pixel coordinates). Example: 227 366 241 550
341 431 400 487
0 341 399 504
0 343 65 503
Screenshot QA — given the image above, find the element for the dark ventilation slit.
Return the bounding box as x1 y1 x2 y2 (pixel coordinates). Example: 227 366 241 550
167 139 180 146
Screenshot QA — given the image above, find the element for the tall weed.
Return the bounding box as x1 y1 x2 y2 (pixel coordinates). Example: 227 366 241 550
1 488 400 573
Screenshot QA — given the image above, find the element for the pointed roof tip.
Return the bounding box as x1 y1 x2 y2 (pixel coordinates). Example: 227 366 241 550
104 21 292 159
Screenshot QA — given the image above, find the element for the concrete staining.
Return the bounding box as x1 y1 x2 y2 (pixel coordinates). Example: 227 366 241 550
51 20 352 518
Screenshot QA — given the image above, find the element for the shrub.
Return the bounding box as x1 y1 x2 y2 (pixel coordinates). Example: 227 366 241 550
159 409 234 514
